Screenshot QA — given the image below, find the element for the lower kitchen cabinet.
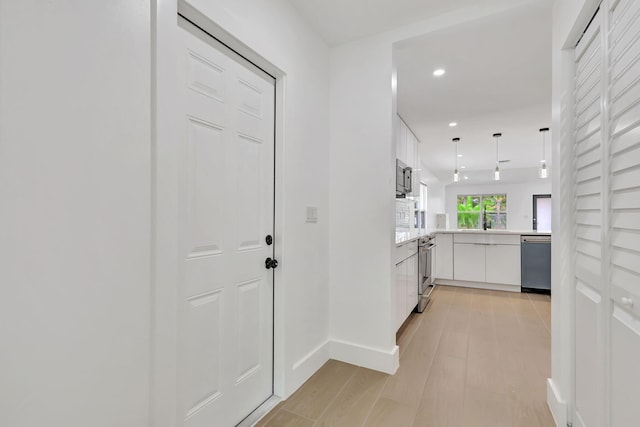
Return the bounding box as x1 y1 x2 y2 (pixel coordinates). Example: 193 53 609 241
434 232 523 291
395 241 419 331
485 244 521 285
453 243 485 282
395 261 406 331
405 252 418 315
435 233 453 280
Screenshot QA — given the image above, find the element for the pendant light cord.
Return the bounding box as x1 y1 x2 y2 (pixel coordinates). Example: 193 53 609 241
455 139 458 169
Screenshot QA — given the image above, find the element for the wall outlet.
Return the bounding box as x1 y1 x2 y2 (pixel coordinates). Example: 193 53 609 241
306 206 318 223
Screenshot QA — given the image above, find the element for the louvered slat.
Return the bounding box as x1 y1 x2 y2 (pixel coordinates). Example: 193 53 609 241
609 0 640 299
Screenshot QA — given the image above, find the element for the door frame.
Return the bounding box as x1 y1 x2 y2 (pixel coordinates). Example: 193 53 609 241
152 1 287 425
532 194 551 231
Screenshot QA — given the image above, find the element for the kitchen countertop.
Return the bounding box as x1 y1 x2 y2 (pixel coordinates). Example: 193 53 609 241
432 229 551 236
395 234 428 247
395 229 551 247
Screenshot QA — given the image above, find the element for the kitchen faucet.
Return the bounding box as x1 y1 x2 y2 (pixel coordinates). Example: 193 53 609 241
482 208 491 230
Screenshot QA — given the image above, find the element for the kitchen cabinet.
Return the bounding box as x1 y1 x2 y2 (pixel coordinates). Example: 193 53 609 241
453 243 485 282
434 233 453 280
406 252 418 315
396 117 421 198
454 233 520 284
395 261 406 331
486 243 521 285
434 232 521 291
395 240 418 331
406 130 415 173
396 120 407 163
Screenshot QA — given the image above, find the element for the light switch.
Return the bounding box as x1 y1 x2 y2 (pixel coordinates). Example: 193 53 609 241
306 206 318 223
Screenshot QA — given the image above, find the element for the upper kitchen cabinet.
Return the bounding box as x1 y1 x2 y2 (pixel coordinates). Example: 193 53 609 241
406 129 416 171
396 117 420 171
396 116 421 197
397 121 404 163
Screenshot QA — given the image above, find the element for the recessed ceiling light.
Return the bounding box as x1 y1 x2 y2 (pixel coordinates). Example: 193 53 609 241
464 176 469 180
457 154 463 158
449 122 457 127
433 68 446 77
461 166 466 169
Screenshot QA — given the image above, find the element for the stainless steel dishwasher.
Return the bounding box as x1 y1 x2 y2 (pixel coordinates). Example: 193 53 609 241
521 235 551 293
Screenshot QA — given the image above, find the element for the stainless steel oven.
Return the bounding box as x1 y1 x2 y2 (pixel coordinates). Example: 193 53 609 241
418 236 435 312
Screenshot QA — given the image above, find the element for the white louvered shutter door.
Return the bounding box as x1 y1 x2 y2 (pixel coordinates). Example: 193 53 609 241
573 8 605 426
606 0 640 425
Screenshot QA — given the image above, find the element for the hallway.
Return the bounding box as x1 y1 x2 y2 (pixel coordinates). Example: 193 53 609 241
257 286 554 426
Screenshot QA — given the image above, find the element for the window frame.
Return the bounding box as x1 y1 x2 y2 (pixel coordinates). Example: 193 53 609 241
456 193 508 230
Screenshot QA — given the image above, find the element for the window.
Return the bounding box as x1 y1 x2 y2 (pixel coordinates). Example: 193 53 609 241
457 194 507 229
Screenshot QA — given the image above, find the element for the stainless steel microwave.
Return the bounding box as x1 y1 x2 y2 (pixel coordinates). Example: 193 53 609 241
396 159 412 197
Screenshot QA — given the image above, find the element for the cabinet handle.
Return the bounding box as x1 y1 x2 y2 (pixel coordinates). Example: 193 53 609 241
621 297 634 307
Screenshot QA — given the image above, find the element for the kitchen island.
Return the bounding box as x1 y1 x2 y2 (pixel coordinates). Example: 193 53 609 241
432 229 551 292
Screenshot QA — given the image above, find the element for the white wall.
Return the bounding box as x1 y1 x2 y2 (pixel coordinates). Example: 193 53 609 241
330 40 399 371
0 2 150 426
328 0 543 374
160 0 331 400
1 1 331 426
445 179 552 230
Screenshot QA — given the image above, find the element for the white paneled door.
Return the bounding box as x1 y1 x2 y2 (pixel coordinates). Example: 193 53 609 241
176 19 275 427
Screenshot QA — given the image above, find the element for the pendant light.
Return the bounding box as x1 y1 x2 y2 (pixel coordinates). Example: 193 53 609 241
539 127 549 179
453 137 460 182
493 133 502 181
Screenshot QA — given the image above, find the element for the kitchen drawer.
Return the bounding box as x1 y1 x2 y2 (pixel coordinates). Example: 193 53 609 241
453 233 520 245
395 240 417 264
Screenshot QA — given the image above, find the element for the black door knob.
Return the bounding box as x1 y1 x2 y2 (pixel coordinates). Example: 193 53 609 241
265 235 273 245
265 257 278 269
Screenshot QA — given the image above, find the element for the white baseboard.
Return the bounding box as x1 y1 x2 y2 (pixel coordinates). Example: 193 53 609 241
286 340 331 398
282 339 399 400
330 340 399 374
547 378 568 427
434 279 520 293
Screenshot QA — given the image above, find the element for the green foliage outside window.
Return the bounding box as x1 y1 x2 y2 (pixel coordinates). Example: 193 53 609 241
457 194 507 229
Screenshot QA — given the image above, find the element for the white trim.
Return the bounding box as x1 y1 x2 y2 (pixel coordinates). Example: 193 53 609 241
152 1 288 424
272 75 287 399
434 279 520 293
177 1 283 78
237 396 281 427
292 340 331 371
330 340 400 375
547 378 568 427
282 340 331 398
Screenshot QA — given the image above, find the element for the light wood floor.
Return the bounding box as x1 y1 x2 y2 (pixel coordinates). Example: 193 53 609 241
255 285 554 427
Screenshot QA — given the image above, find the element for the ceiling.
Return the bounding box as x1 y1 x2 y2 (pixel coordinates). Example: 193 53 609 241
286 0 553 184
287 0 483 45
396 2 552 184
